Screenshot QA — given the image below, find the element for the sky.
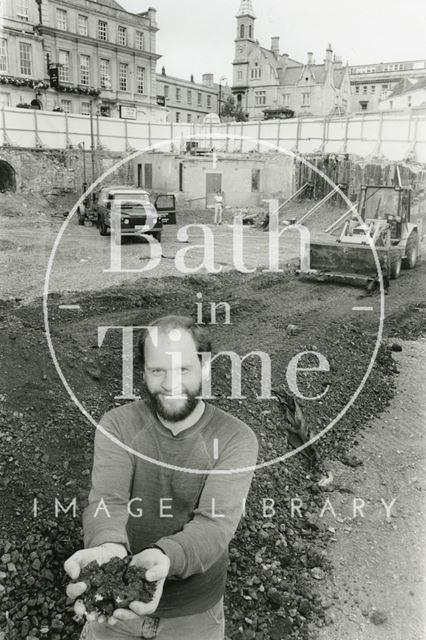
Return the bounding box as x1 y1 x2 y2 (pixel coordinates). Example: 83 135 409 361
119 0 426 84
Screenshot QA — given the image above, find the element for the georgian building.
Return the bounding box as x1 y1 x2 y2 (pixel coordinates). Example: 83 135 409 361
349 59 426 112
0 0 46 108
156 69 232 124
232 0 351 119
0 0 166 121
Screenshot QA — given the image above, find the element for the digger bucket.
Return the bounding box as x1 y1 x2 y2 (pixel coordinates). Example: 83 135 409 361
298 240 392 285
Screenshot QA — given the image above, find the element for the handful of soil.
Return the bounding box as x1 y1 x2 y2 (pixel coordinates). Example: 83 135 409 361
76 556 157 617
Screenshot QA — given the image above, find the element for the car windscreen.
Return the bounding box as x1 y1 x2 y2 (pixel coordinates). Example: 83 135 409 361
112 193 150 204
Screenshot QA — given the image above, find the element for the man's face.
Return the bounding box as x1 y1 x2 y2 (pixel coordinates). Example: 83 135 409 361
143 328 205 422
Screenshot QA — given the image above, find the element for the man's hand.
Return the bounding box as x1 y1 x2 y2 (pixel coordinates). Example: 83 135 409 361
110 548 170 624
64 543 128 622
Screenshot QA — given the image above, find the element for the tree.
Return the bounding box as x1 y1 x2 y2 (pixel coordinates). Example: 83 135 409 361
220 95 248 122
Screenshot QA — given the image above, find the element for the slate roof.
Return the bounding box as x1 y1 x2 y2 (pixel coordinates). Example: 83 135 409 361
387 76 426 98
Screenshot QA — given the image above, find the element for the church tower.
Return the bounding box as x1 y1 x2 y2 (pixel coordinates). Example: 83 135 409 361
235 0 256 46
232 0 256 110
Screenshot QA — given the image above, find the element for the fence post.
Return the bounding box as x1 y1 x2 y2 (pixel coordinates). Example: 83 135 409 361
376 111 384 157
2 106 11 146
276 119 281 150
226 122 229 153
240 121 244 152
257 120 261 152
294 117 302 153
124 119 130 152
34 109 43 148
96 112 100 148
343 116 350 154
65 112 71 148
170 122 174 152
148 121 152 148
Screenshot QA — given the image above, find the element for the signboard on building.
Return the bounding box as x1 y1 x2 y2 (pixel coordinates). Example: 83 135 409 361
119 105 137 120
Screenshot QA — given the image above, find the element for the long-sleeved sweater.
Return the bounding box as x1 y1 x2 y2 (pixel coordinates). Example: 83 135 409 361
82 400 258 618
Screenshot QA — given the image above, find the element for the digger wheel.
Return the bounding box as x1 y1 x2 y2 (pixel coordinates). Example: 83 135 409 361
403 231 419 270
390 256 402 280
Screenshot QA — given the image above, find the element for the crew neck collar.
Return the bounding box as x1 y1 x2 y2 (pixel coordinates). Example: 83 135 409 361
144 400 215 440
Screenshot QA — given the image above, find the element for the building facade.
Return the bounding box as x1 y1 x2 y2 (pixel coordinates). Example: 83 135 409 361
231 0 350 119
0 0 46 108
379 77 426 111
0 0 166 121
156 69 232 124
349 59 426 112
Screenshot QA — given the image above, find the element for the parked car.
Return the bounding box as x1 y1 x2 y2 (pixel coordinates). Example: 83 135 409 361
97 188 163 243
78 185 177 238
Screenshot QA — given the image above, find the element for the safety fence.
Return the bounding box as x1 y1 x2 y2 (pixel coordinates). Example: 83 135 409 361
1 106 426 163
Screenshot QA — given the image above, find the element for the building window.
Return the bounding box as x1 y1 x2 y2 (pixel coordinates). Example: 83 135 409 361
355 86 360 94
302 92 310 106
98 21 108 41
164 85 169 98
240 24 245 38
283 94 290 105
255 90 266 105
252 169 261 192
16 0 29 20
136 31 144 50
197 92 202 106
408 96 412 107
58 50 70 82
56 8 67 31
363 85 367 94
119 63 128 91
207 95 212 108
100 59 110 89
136 66 145 94
360 101 368 111
61 99 72 113
81 102 90 116
78 15 88 36
19 42 32 75
176 87 181 101
250 66 261 79
176 112 180 122
248 25 252 39
187 90 192 104
118 26 127 46
389 100 393 109
187 113 192 123
80 55 90 86
237 70 243 81
0 39 7 73
371 85 376 93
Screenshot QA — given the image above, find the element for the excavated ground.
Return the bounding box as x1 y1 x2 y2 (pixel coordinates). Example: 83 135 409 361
0 200 425 640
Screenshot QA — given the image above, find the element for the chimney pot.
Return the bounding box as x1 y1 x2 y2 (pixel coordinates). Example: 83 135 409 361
271 36 280 54
307 51 314 65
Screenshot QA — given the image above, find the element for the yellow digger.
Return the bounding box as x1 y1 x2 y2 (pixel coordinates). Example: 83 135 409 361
298 184 421 287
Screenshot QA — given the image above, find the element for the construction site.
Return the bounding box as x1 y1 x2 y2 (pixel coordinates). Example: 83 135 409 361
0 143 426 640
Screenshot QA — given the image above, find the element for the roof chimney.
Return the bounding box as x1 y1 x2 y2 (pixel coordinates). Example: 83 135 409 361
202 73 214 87
325 43 333 62
161 66 166 76
281 53 289 66
271 36 280 54
307 52 314 65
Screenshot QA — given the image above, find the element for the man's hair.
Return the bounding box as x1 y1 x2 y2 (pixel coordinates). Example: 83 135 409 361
138 315 212 368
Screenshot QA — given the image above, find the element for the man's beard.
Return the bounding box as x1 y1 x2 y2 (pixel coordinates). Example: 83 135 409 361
145 386 202 422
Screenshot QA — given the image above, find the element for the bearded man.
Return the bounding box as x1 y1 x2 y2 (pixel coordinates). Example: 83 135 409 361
65 315 258 640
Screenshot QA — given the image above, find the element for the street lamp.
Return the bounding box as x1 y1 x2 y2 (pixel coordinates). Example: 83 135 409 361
218 75 227 120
